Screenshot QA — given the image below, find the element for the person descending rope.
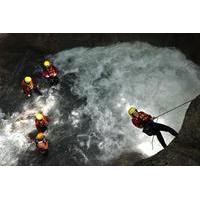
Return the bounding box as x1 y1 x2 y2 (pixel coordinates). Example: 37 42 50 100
42 60 59 86
35 112 49 132
128 107 178 149
21 76 42 97
35 132 49 153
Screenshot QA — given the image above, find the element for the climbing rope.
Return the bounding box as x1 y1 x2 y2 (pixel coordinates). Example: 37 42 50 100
151 135 155 150
151 117 158 150
151 97 196 150
154 98 195 119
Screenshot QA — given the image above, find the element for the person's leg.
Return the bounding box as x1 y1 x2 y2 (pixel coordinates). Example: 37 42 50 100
40 126 47 132
47 78 54 86
49 77 59 86
156 132 167 148
143 122 154 136
143 122 167 148
34 87 42 96
53 76 59 85
153 122 178 137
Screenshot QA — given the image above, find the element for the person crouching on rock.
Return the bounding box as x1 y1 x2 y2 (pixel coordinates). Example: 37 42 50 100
21 76 42 98
35 132 49 153
35 112 49 132
128 106 178 149
42 60 59 86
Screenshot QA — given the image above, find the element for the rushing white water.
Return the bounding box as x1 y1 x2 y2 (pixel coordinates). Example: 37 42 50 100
1 41 200 165
0 89 59 165
54 42 200 160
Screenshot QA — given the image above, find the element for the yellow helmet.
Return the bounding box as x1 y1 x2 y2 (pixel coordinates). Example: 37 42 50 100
128 106 137 117
43 60 51 68
36 133 45 141
24 76 32 84
35 113 43 121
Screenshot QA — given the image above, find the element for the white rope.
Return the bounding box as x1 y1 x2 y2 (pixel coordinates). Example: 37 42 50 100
151 117 158 150
154 98 194 119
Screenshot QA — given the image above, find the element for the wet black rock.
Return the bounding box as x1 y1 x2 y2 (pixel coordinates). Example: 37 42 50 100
108 152 145 166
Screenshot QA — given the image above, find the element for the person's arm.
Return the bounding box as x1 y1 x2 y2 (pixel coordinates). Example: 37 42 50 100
23 86 31 97
21 81 28 96
43 119 49 126
140 112 153 121
45 115 49 122
53 66 59 75
35 139 38 145
40 115 49 126
32 79 39 88
43 138 47 144
148 114 154 121
35 120 40 130
42 70 49 78
132 117 143 128
147 115 153 121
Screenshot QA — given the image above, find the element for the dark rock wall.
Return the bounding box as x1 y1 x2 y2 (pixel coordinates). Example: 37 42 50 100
5 34 200 64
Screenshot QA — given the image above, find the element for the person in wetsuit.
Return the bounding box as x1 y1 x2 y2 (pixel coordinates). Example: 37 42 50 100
128 106 178 148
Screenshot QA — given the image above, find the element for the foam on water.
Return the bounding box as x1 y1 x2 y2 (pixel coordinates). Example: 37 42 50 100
0 89 60 165
54 42 200 160
1 41 200 165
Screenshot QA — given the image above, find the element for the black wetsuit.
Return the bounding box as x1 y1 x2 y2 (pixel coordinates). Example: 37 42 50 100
143 121 178 148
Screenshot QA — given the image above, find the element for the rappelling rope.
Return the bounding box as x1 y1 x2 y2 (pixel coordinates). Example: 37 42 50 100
151 117 158 150
151 135 155 150
151 97 195 150
154 98 195 119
